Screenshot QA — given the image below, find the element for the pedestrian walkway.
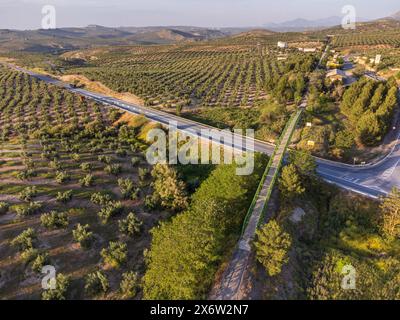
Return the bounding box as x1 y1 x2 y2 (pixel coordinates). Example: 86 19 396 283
211 109 303 300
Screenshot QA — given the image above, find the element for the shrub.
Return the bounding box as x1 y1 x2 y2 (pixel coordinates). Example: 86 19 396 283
32 252 49 273
72 224 93 249
15 202 43 217
40 211 69 229
55 171 70 184
118 212 142 237
104 164 122 176
138 168 149 181
11 228 36 251
80 162 92 172
0 202 9 214
144 195 158 211
279 164 305 199
85 271 109 296
98 155 112 164
80 174 94 187
380 188 400 238
20 247 39 263
98 201 123 224
49 159 62 170
101 241 127 269
131 157 140 167
150 164 188 211
120 271 139 299
116 148 127 157
23 158 34 169
56 190 73 203
253 220 292 277
42 274 70 300
71 153 81 162
17 169 36 180
118 178 138 200
19 186 37 201
90 192 112 206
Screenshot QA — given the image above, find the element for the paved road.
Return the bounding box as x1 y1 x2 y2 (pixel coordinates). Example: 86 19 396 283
6 64 400 199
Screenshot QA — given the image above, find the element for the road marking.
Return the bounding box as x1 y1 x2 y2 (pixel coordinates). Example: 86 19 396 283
380 160 400 181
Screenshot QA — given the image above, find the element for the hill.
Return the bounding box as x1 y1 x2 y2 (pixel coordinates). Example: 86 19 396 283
264 16 344 32
0 26 229 53
389 11 400 20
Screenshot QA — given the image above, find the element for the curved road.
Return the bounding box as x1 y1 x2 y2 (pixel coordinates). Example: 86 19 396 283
7 64 400 199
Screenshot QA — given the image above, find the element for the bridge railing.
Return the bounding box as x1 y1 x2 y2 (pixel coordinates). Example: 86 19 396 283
257 110 302 226
240 110 301 235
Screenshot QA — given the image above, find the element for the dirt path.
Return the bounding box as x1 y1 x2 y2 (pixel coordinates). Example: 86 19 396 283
58 74 144 107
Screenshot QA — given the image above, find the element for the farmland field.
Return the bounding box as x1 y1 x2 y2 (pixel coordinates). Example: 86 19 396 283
0 66 179 299
60 45 317 111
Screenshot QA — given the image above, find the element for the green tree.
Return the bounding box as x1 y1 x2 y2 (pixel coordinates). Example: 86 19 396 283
120 271 139 299
0 202 9 214
11 228 36 251
380 188 400 238
118 212 142 237
72 224 94 249
279 164 305 199
143 160 266 299
150 164 188 211
356 112 381 146
40 211 69 229
98 201 123 224
101 241 127 269
85 271 109 296
42 274 70 300
253 220 292 276
289 150 316 177
56 190 73 203
334 130 354 151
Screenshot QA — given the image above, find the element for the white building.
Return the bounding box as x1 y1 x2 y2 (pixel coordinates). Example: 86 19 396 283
298 47 317 53
277 41 288 49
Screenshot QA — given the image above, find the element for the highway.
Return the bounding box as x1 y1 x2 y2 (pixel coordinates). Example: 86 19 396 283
7 64 400 199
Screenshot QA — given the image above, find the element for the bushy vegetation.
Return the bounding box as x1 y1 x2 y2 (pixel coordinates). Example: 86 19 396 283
118 212 142 237
120 271 140 299
72 224 94 249
254 220 292 276
98 201 124 224
101 241 128 269
149 164 188 212
40 211 69 229
15 201 43 217
379 188 400 239
11 228 37 252
143 157 267 299
272 168 400 300
41 274 71 300
340 78 398 146
85 271 109 296
0 201 9 214
56 190 73 203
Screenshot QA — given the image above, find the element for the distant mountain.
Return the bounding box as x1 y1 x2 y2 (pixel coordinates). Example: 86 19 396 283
389 11 400 20
263 16 370 32
231 29 276 38
0 25 230 53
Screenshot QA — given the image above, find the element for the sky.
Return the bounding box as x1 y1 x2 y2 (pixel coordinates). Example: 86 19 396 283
0 0 399 30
